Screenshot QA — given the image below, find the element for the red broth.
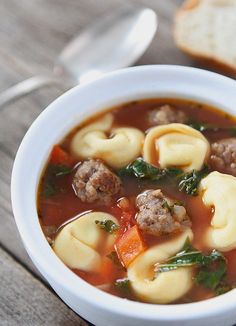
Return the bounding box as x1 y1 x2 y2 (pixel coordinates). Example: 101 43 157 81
38 99 236 303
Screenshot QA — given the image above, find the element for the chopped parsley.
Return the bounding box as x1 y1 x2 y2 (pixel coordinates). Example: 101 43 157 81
114 278 130 292
95 219 120 234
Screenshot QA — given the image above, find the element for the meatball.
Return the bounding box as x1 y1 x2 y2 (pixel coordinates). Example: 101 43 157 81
149 105 187 126
136 189 191 236
72 159 122 204
210 138 236 176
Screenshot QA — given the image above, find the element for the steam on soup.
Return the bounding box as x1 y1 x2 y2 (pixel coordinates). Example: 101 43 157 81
38 99 236 304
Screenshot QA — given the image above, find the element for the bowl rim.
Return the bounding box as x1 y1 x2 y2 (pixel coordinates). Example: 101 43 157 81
11 64 236 322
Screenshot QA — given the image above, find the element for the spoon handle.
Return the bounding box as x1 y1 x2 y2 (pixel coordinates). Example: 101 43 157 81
0 75 61 109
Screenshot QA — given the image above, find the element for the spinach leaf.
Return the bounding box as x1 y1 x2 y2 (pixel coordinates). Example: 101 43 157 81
118 158 182 181
95 219 119 234
157 249 223 272
215 283 236 295
166 167 184 178
48 164 73 177
178 165 209 196
119 159 208 196
42 182 56 197
54 165 73 177
157 239 227 293
114 278 130 292
118 158 165 180
195 260 226 290
181 237 195 252
188 121 220 132
107 251 122 267
41 164 73 198
188 120 236 136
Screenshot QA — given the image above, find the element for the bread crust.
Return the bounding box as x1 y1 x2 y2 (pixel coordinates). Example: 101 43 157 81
175 40 236 77
179 0 200 11
174 0 236 77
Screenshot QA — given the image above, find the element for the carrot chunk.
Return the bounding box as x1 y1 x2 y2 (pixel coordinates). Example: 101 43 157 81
115 225 146 268
50 145 73 166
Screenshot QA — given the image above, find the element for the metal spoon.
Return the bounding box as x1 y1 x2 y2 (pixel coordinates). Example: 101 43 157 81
0 6 157 109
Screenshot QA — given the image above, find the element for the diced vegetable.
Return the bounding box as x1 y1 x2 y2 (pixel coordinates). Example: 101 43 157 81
116 198 136 232
110 201 136 233
50 145 73 166
115 225 146 268
95 219 120 234
120 211 136 232
117 197 130 211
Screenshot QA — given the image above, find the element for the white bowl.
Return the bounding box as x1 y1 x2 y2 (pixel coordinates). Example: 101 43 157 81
11 65 236 326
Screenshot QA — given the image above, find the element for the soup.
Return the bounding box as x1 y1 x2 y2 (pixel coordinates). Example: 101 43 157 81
38 99 236 304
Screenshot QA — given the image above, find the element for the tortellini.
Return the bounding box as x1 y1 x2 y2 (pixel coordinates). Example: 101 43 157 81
71 113 144 168
199 171 236 251
127 228 193 304
143 123 210 172
53 212 119 272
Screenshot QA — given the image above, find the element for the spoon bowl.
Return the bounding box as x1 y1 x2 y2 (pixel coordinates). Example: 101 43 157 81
0 6 157 108
56 6 157 84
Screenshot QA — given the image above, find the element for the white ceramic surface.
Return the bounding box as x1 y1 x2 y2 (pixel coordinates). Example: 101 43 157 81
11 65 236 326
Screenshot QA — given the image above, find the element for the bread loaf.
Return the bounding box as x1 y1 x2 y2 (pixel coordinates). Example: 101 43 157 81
174 0 236 74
